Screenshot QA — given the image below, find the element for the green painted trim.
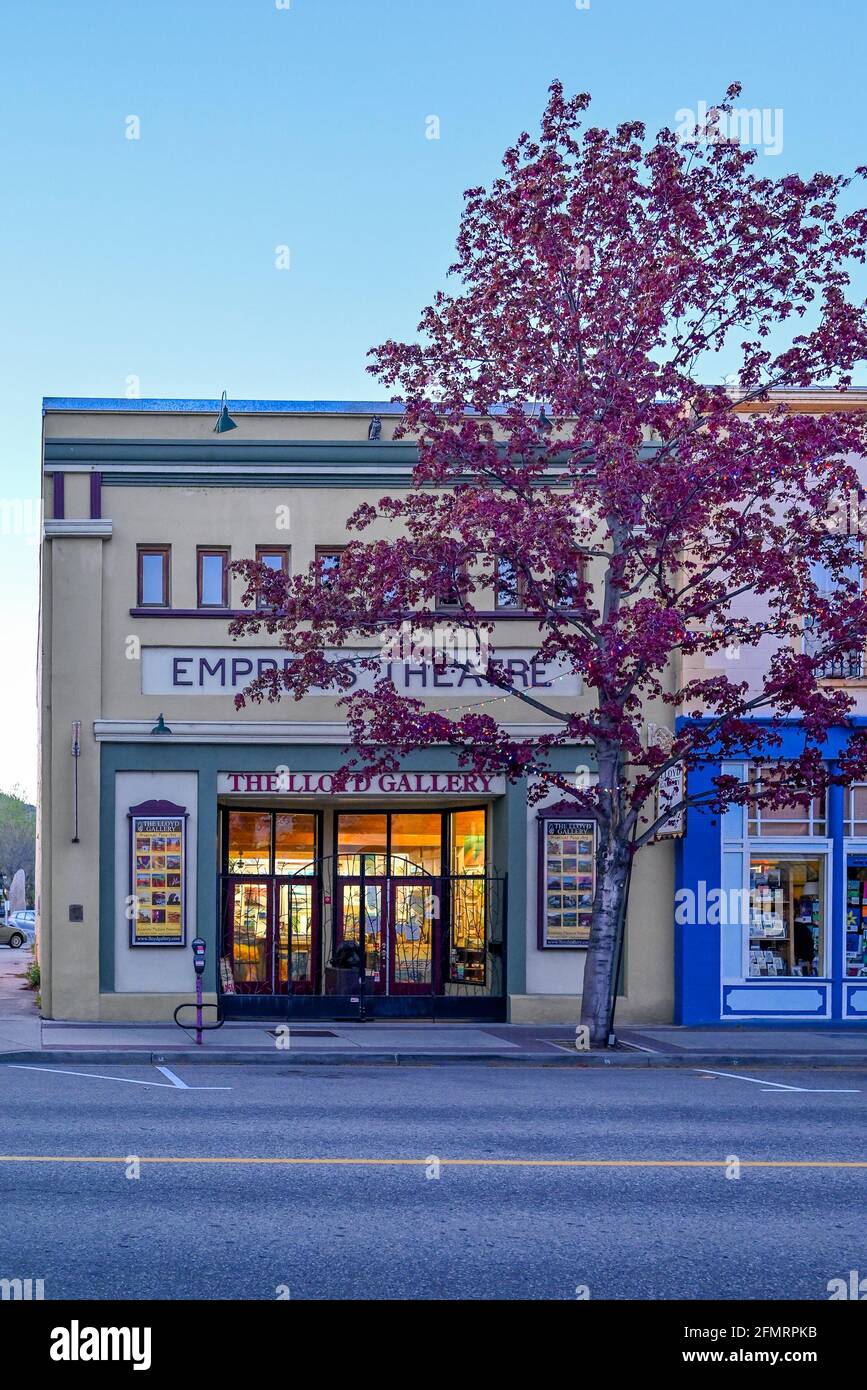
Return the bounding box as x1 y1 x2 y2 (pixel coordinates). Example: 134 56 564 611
99 741 524 995
44 440 421 466
98 745 115 992
102 473 422 489
498 781 528 997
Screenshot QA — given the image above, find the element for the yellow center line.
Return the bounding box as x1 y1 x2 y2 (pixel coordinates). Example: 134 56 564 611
0 1155 864 1168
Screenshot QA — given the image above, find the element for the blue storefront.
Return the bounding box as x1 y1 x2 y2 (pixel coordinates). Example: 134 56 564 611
676 718 867 1025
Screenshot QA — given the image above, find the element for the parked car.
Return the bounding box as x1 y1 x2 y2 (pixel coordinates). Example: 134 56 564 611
1 910 35 948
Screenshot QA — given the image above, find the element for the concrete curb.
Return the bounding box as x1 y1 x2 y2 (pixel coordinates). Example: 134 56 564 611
2 1049 867 1067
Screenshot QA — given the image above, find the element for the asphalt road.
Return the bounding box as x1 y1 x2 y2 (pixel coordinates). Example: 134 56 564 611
0 1061 864 1300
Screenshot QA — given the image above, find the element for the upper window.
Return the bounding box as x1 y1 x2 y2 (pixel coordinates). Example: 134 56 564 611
225 810 316 876
137 546 170 607
747 764 826 837
494 557 524 610
436 550 467 610
805 551 864 679
255 547 290 609
197 548 230 608
554 557 585 609
316 546 346 589
846 785 867 837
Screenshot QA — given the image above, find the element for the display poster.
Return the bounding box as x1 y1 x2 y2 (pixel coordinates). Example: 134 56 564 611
540 819 596 948
129 805 187 946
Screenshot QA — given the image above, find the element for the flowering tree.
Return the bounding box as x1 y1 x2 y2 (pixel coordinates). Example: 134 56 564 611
232 83 867 1043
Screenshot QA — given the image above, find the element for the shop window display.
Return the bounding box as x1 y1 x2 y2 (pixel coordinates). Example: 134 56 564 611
845 856 867 978
748 855 824 977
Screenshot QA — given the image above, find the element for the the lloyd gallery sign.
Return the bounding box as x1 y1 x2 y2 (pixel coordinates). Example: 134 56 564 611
141 647 582 698
218 771 506 796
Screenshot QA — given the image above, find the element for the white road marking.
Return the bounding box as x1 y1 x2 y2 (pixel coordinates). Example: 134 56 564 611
9 1065 178 1088
155 1065 189 1088
6 1064 231 1091
696 1068 860 1094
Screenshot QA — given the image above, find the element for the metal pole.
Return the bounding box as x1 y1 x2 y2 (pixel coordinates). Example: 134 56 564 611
196 970 203 1046
71 721 81 844
358 855 366 1022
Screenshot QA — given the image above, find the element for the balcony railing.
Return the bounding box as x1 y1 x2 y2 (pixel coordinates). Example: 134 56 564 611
814 649 864 680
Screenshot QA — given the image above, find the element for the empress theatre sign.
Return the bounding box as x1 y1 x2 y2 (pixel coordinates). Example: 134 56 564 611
141 647 581 698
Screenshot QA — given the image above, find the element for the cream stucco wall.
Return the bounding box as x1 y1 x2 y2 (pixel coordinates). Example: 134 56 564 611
39 402 680 1024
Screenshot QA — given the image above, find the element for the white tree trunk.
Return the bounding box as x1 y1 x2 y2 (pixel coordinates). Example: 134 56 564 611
580 833 631 1045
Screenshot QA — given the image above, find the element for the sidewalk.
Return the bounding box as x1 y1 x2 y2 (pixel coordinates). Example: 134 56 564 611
1 1014 867 1066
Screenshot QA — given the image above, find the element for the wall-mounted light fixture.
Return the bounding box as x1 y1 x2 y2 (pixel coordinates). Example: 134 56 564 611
213 391 238 434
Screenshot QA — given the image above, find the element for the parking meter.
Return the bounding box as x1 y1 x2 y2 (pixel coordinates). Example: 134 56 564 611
173 937 223 1039
191 938 206 1044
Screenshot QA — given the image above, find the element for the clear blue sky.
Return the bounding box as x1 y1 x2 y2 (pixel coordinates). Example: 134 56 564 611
1 0 866 799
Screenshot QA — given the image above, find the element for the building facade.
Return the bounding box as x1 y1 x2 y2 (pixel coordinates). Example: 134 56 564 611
38 398 675 1025
675 390 867 1025
677 720 867 1024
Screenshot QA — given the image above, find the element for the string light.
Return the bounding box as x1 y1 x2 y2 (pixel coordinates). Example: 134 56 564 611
419 666 576 717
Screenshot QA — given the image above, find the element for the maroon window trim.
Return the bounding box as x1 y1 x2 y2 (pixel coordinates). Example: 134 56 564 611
137 545 171 607
436 559 468 611
52 473 65 520
494 556 526 611
197 547 231 608
554 555 586 611
255 546 290 609
315 545 346 588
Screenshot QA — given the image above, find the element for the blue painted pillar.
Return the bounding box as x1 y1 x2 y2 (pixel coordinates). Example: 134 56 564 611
828 770 844 1020
675 769 723 1024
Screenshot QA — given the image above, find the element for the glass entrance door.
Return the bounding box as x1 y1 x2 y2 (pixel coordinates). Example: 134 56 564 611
336 881 387 992
390 880 436 993
334 880 439 995
226 878 272 993
276 880 317 994
222 810 319 995
226 877 318 994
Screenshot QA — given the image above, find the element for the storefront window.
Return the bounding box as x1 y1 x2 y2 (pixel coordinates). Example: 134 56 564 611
451 808 486 875
274 814 317 875
450 809 487 983
747 765 826 836
845 855 867 978
748 855 825 977
226 812 272 874
391 812 442 875
337 814 388 876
